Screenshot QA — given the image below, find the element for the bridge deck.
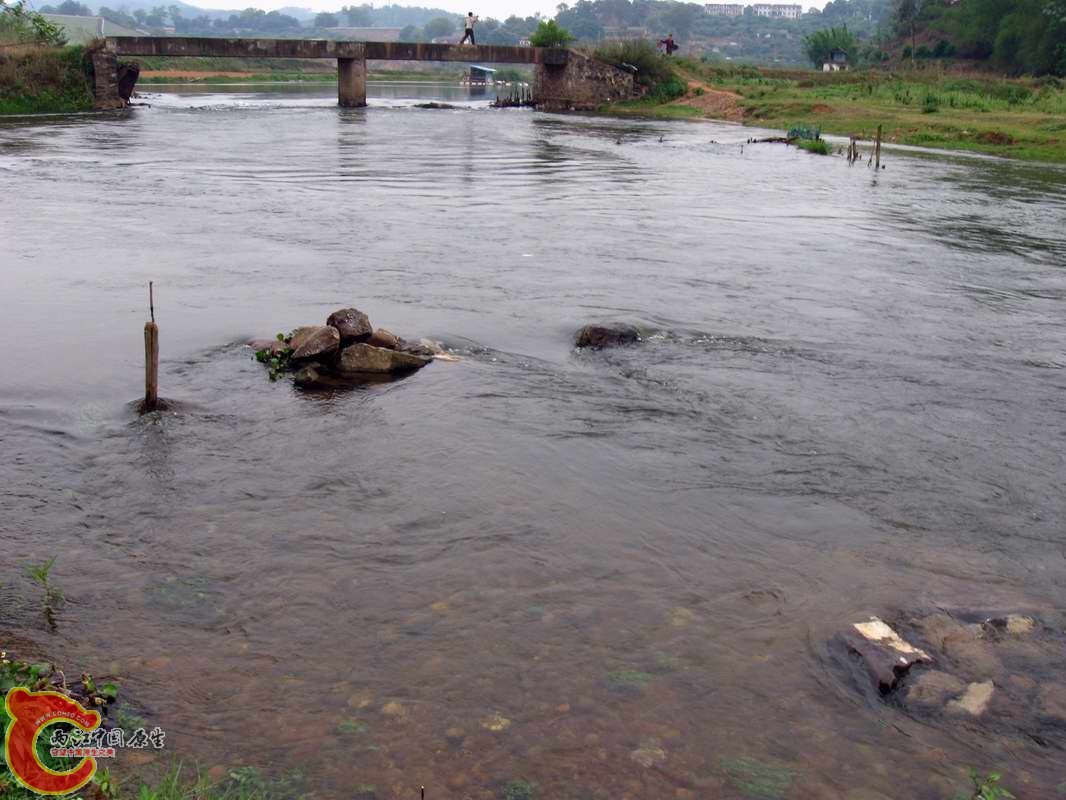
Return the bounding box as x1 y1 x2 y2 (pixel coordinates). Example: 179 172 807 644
105 36 568 65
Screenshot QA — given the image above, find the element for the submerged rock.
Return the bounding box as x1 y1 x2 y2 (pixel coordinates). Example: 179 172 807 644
247 338 290 356
629 737 667 768
943 637 1002 681
1038 683 1066 723
396 338 444 358
843 616 931 693
326 308 373 343
985 614 1036 636
337 343 431 375
290 326 340 361
575 323 641 350
946 680 995 716
904 670 965 710
368 328 400 350
293 363 325 388
479 711 511 732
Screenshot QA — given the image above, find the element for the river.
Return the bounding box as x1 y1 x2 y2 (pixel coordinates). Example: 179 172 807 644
2 82 1065 799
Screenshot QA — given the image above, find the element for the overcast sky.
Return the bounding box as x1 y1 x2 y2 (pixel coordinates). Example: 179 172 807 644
191 0 824 25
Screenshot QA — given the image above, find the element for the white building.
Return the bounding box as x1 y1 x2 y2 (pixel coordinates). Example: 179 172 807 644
752 4 803 19
704 3 745 16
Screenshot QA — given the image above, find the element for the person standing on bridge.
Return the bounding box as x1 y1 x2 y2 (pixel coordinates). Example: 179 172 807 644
459 12 478 45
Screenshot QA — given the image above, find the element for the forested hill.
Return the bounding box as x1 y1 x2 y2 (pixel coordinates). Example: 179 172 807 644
894 0 1066 76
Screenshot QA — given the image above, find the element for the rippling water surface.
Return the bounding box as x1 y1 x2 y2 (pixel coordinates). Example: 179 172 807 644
2 83 1066 799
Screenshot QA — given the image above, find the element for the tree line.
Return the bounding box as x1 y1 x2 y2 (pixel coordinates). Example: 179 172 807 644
895 0 1065 74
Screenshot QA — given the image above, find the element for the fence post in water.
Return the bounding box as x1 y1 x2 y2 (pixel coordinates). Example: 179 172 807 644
144 281 159 412
875 124 882 170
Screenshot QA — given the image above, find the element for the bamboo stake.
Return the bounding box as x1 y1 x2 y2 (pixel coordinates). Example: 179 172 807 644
875 124 882 170
144 281 158 412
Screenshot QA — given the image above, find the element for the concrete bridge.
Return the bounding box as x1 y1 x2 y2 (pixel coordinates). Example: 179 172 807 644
104 36 572 108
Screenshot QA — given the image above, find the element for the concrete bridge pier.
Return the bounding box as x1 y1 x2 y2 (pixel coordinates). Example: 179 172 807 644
338 47 367 108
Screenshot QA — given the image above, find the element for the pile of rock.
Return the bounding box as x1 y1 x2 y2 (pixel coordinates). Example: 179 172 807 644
248 308 441 388
839 611 1066 734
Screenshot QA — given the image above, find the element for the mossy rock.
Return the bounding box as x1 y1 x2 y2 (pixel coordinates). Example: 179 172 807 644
602 669 654 694
501 779 535 800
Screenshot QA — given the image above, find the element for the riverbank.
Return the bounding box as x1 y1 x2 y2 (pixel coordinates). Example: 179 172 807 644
0 45 94 114
607 60 1066 163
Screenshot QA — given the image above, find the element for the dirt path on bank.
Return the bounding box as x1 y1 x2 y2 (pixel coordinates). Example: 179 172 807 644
671 76 745 122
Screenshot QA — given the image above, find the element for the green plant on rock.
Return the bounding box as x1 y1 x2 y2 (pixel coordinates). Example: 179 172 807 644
956 770 1016 800
254 333 294 382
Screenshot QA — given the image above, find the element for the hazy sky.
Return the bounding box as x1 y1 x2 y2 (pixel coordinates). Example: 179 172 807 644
191 0 822 25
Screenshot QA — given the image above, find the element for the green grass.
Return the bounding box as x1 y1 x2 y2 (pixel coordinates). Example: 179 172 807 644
604 59 1066 163
795 138 832 155
0 45 95 115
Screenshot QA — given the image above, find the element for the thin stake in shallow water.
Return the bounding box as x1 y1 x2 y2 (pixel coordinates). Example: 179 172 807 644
144 281 159 412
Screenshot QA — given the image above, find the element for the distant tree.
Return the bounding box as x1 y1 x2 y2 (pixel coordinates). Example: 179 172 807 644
399 23 421 40
132 8 145 23
555 0 602 40
802 24 856 66
343 3 372 26
422 15 456 38
529 18 574 46
51 0 92 14
0 0 67 44
894 0 927 64
99 5 139 26
314 11 339 27
659 2 700 42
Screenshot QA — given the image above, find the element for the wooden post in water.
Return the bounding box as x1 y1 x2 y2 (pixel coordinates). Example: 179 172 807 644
144 281 159 412
875 124 883 170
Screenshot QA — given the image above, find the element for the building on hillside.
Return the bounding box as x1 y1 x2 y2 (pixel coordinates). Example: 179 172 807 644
704 3 744 16
322 26 403 42
752 4 802 19
823 47 849 70
40 14 145 44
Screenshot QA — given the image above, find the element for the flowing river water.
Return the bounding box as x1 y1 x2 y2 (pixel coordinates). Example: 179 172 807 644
2 83 1066 799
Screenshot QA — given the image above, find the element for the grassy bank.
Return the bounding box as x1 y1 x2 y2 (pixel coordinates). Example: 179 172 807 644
601 52 1066 163
0 45 94 115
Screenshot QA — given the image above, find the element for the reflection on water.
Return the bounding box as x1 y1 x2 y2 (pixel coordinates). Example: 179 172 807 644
2 85 1066 799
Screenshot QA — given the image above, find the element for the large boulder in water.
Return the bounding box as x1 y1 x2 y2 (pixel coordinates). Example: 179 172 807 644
290 325 340 361
327 308 373 344
842 616 931 694
337 343 430 375
575 323 641 350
